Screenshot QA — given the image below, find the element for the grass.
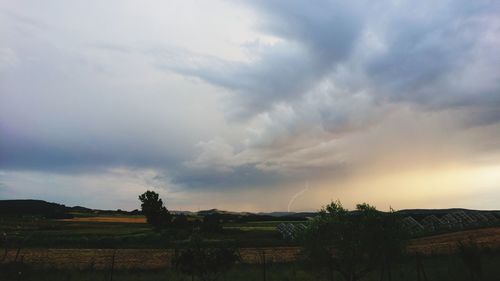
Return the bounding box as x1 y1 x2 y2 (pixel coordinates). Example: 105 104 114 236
223 221 306 228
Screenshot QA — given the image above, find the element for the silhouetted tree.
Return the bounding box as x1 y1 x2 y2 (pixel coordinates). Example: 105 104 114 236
138 190 171 230
300 201 408 281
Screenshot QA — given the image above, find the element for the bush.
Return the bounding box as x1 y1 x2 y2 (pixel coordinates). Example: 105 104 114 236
201 214 222 233
300 201 408 281
172 235 240 281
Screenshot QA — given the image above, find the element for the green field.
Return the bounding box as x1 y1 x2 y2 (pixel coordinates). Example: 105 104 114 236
0 215 294 249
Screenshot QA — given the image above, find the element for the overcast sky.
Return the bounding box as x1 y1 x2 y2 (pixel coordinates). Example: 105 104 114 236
1 0 500 212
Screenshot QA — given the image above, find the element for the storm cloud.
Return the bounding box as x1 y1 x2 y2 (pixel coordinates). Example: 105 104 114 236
1 0 500 211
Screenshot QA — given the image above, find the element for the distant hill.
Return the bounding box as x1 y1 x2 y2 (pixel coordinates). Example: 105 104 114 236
197 209 253 216
197 209 309 222
396 208 500 221
0 200 140 218
263 209 500 219
258 211 318 218
1 199 498 221
0 199 72 219
69 205 93 212
198 209 317 218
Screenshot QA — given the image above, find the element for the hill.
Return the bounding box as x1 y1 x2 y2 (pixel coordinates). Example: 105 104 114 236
0 199 72 219
2 199 499 222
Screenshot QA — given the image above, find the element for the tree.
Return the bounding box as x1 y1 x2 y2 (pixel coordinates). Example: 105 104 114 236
138 190 171 230
300 201 408 281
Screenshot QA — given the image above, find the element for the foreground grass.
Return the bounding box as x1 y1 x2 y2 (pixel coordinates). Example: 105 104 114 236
2 253 500 281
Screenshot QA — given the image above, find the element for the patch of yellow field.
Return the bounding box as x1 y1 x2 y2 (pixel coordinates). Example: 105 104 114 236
60 216 146 223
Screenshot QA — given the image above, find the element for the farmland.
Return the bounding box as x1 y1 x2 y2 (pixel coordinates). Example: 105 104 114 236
60 216 147 223
2 220 500 281
3 216 500 270
3 203 500 281
2 213 500 256
0 213 292 249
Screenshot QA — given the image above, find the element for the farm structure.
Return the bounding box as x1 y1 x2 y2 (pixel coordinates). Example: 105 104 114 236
403 210 499 235
277 210 499 239
276 223 307 240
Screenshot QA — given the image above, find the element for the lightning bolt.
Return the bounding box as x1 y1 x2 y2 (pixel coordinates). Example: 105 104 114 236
287 181 310 213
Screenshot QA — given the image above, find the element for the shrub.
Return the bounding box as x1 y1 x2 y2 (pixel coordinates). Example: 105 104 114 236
172 235 240 281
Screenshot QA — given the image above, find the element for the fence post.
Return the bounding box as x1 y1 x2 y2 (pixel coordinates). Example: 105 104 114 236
109 249 117 281
14 246 21 262
260 250 267 281
416 253 428 281
1 233 8 262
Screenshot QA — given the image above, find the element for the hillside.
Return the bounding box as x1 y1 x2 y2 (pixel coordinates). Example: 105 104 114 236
0 199 72 219
2 199 499 221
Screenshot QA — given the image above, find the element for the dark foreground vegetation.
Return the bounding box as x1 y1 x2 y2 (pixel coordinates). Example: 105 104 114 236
2 252 500 281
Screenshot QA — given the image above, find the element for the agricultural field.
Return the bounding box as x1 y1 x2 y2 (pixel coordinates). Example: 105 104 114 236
3 213 500 257
3 215 500 270
60 216 147 223
0 214 293 249
408 227 500 254
0 215 159 248
3 212 500 280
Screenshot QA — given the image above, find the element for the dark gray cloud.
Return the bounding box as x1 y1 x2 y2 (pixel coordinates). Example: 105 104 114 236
165 0 500 126
249 0 364 63
160 0 366 118
160 42 318 118
171 163 282 189
149 0 500 191
0 130 186 174
363 1 500 109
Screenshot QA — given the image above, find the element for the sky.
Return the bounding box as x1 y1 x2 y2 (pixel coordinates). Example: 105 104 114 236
1 0 500 212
